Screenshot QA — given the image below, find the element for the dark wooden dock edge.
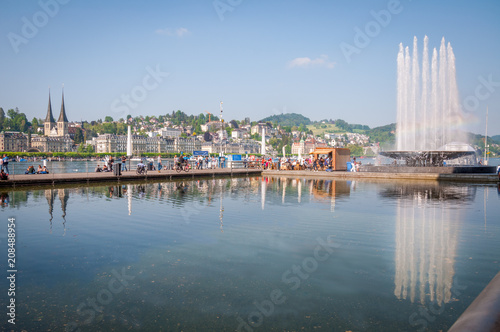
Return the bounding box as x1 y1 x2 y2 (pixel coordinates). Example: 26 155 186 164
0 168 263 188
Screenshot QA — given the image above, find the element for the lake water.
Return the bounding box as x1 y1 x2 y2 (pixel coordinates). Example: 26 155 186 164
1 176 499 331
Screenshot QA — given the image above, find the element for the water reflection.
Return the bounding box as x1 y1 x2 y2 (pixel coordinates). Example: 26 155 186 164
43 189 68 235
382 183 477 306
1 177 354 234
260 177 351 212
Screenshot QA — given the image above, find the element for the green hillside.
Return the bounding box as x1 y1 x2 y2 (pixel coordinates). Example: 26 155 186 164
307 123 342 136
260 113 311 127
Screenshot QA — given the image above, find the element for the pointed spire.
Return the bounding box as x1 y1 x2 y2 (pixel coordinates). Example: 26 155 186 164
45 89 55 123
58 86 69 122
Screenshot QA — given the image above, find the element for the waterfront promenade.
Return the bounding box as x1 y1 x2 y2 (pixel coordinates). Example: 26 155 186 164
1 167 498 188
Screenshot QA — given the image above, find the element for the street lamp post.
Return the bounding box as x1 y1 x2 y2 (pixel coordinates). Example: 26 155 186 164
219 101 223 158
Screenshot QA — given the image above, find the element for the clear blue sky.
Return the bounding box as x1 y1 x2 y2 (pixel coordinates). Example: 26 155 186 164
1 0 499 135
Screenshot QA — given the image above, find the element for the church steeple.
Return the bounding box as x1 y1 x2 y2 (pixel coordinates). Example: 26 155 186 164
44 89 56 136
58 88 68 122
56 87 69 136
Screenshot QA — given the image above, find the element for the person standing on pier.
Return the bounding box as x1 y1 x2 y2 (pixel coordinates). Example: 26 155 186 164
121 155 127 171
157 155 162 173
1 154 9 174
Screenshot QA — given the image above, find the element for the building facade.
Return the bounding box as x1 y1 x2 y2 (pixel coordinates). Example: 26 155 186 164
0 131 28 152
92 135 201 154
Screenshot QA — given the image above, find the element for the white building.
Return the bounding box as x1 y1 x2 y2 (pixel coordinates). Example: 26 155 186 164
158 127 182 138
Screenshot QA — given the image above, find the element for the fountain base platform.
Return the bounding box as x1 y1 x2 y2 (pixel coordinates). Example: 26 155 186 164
369 151 497 174
379 150 477 167
360 165 497 174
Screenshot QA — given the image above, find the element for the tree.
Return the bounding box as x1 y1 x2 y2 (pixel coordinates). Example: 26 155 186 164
74 128 84 144
230 120 239 129
347 144 363 157
0 108 4 130
31 117 39 133
104 116 114 122
204 131 212 141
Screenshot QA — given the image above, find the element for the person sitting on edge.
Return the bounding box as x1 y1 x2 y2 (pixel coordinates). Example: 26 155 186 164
95 164 102 172
41 166 49 174
37 165 43 174
103 164 109 172
0 169 8 180
25 165 34 174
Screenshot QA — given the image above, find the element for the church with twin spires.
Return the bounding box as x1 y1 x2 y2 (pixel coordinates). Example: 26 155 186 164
30 89 74 152
44 89 69 137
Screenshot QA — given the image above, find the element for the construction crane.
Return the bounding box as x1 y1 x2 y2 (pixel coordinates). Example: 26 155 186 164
205 111 212 122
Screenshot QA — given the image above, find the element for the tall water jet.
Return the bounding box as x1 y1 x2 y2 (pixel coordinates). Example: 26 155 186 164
379 36 477 167
395 36 465 151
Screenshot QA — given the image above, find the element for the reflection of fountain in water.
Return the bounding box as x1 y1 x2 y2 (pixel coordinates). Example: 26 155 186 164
392 185 475 305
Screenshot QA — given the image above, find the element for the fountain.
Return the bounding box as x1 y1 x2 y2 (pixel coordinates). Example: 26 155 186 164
377 36 492 171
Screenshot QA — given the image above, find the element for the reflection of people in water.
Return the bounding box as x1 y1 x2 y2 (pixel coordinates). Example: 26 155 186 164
108 186 114 198
137 185 146 199
176 182 188 194
1 192 9 206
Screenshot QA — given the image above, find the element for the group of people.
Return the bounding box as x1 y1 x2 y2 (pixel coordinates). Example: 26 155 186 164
95 155 122 173
24 165 49 174
173 155 223 170
95 164 113 172
256 155 360 172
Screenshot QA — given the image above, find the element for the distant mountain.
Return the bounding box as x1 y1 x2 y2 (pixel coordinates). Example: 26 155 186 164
492 135 500 144
259 113 311 127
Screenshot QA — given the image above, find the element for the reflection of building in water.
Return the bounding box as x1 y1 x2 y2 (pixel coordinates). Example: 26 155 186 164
44 188 69 234
310 179 351 212
261 177 350 212
389 184 476 306
45 189 55 223
58 189 69 235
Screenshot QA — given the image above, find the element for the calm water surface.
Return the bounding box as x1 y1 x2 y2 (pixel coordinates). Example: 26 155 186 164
1 176 499 331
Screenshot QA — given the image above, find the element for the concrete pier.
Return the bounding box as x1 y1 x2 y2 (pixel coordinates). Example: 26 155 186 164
0 168 262 188
262 170 499 183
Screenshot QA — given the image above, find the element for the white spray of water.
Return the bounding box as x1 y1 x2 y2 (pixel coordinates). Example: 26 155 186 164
396 36 465 151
